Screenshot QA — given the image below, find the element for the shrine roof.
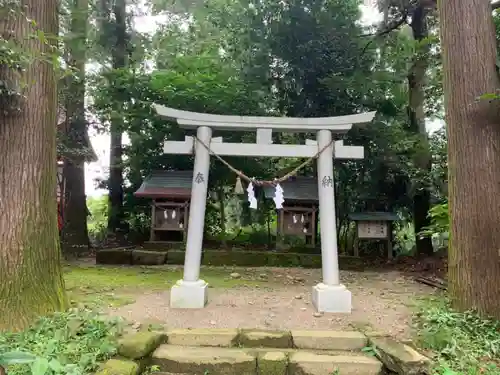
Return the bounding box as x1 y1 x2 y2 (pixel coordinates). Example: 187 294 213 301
134 170 193 199
348 212 399 221
263 176 318 202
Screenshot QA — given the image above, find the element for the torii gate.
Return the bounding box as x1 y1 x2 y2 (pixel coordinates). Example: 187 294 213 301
153 104 376 313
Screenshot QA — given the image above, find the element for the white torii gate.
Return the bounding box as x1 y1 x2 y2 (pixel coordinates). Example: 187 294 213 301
153 104 376 313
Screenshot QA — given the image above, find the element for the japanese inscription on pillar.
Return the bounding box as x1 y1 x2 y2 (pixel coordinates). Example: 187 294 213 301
321 176 333 188
194 172 205 184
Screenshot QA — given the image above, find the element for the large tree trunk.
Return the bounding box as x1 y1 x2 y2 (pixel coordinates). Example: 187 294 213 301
408 4 434 256
62 162 89 255
107 0 127 234
439 0 500 318
0 0 67 331
61 0 90 256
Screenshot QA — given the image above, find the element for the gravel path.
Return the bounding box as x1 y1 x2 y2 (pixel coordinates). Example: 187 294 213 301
107 268 433 340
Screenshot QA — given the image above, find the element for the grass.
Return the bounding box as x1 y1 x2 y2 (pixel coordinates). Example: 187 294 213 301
0 309 123 375
64 264 267 309
415 296 500 375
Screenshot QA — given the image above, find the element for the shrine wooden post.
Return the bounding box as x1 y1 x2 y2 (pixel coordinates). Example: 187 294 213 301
153 104 376 312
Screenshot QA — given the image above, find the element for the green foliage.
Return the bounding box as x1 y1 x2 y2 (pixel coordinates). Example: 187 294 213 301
0 2 31 111
90 42 272 237
429 128 448 201
416 298 500 375
87 196 108 244
393 222 416 255
0 352 36 367
419 203 449 238
0 0 68 113
85 0 449 249
0 310 123 375
142 365 160 375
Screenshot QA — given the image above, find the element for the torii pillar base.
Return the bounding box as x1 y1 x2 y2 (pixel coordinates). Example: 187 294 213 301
312 283 352 313
170 280 208 309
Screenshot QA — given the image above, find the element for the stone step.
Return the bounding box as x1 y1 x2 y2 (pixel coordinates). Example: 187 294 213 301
289 351 383 375
152 345 256 375
164 328 368 351
151 345 383 375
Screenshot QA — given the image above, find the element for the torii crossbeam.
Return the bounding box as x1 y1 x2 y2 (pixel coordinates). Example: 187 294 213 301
153 104 376 313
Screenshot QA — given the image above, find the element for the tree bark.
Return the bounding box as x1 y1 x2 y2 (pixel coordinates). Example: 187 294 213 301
62 161 89 255
0 0 67 331
61 0 90 256
217 184 227 247
107 0 127 233
439 0 500 318
408 4 434 256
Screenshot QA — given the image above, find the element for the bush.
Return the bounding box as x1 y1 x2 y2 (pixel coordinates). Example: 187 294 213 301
0 309 124 375
415 298 500 375
419 203 450 239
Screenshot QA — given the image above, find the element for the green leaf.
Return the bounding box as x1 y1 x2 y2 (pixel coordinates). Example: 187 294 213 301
31 357 50 375
477 92 500 101
0 351 37 366
442 367 458 375
49 359 64 373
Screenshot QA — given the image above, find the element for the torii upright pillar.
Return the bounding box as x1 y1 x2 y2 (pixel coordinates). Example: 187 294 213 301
313 129 350 312
170 126 212 308
153 104 376 312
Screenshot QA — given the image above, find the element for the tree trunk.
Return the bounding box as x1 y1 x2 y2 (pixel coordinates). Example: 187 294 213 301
62 162 89 255
439 0 500 318
61 0 90 256
107 0 127 233
0 0 67 331
408 4 434 256
217 184 227 247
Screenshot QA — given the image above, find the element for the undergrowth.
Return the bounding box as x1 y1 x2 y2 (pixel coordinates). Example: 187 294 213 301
0 309 124 375
415 297 500 375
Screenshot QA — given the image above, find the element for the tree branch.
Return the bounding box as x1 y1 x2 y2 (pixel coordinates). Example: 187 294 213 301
360 15 408 38
360 11 409 57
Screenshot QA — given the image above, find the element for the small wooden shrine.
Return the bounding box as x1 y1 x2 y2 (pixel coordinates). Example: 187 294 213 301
134 170 193 243
348 211 399 259
263 177 319 246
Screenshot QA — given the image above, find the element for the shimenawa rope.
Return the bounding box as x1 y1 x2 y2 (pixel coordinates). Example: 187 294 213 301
193 135 335 186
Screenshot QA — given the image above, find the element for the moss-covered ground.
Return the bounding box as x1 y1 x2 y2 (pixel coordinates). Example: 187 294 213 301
64 264 268 309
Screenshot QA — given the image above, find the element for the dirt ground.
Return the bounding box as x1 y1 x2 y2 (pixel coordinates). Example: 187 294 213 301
106 267 436 340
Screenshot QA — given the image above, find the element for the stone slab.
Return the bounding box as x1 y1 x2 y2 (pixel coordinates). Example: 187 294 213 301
289 351 382 375
165 250 186 265
118 331 166 359
170 279 208 309
152 344 256 375
166 328 239 347
312 283 352 313
292 330 367 351
369 336 431 375
96 249 132 265
96 359 140 375
131 250 167 265
257 351 288 375
239 330 293 348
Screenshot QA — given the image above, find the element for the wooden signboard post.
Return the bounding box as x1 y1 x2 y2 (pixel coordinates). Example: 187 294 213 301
349 212 399 259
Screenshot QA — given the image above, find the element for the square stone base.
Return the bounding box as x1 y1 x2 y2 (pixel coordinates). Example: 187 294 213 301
312 283 352 313
170 279 208 309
